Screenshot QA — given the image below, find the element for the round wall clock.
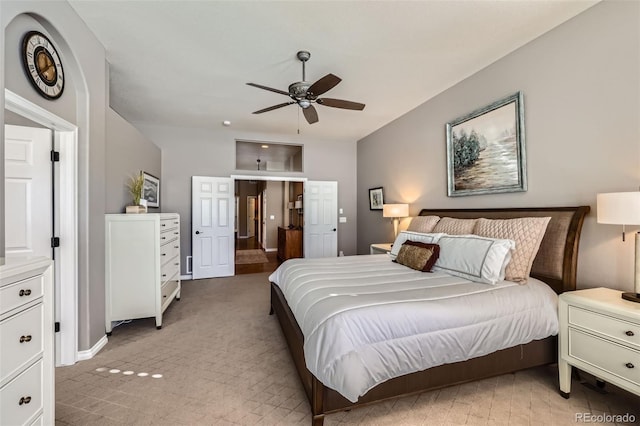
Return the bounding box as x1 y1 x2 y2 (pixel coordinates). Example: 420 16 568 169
21 31 65 100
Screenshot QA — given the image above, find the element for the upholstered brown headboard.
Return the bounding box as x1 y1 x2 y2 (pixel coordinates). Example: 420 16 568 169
417 206 590 294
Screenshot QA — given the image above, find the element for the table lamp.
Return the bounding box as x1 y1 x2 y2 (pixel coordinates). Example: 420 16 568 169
597 192 640 302
383 203 409 238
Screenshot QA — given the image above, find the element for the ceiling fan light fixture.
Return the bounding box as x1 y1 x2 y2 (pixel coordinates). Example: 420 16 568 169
298 99 311 109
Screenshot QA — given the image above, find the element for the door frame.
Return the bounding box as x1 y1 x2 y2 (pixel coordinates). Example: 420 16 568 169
5 89 78 366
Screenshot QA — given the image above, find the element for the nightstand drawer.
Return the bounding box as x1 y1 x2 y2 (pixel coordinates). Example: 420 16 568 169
569 306 640 350
569 328 640 387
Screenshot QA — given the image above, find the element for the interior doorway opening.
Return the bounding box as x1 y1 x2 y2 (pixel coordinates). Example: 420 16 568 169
234 178 304 275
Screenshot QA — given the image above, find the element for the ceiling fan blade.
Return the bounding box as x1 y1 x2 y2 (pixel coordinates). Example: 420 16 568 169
303 105 319 124
252 102 295 114
307 74 342 97
246 82 290 96
317 98 365 111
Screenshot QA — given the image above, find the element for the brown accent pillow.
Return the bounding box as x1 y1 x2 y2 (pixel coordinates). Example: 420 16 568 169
394 241 440 272
432 217 477 235
474 217 551 284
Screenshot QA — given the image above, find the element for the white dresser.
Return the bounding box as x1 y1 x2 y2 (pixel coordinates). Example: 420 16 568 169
0 257 54 426
105 213 181 334
558 287 640 398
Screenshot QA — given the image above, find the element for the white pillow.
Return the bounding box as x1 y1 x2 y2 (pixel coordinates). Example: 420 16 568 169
390 231 445 260
432 234 515 285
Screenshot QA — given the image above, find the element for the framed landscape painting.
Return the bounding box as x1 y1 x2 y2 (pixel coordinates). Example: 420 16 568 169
446 92 527 197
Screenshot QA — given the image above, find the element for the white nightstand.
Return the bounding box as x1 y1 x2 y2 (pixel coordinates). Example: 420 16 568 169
370 243 393 255
558 287 640 398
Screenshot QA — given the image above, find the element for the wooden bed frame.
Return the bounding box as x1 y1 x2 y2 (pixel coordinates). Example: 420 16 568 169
270 206 590 425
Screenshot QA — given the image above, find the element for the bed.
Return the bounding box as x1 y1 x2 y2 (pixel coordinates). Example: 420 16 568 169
269 206 589 425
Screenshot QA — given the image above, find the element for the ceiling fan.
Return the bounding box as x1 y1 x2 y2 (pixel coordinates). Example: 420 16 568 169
247 51 365 125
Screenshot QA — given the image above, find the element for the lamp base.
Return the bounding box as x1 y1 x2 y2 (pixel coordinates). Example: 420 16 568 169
621 292 640 303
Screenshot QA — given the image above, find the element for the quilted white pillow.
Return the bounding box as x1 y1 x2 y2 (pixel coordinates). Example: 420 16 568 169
432 234 515 285
389 231 445 260
474 217 551 284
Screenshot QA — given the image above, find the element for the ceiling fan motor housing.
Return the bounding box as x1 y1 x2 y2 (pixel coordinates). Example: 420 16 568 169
288 81 311 100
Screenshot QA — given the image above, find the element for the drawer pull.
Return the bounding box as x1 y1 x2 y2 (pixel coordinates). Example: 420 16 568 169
174 263 179 266
19 396 32 405
174 221 179 224
174 245 179 249
625 330 635 337
19 335 32 343
161 223 166 227
174 232 178 235
161 236 166 240
162 274 167 278
161 253 166 256
19 289 32 297
626 363 635 369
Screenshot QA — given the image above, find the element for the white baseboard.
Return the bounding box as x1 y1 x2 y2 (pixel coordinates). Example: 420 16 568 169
180 274 193 280
265 248 277 252
77 335 108 361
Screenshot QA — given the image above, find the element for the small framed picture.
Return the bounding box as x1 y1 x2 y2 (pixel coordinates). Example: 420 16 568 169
369 187 384 210
141 172 160 208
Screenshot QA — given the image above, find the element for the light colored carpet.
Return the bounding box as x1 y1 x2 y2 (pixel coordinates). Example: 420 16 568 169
236 249 269 264
55 273 640 425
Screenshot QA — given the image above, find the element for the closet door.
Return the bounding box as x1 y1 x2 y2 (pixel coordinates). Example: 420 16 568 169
192 176 235 278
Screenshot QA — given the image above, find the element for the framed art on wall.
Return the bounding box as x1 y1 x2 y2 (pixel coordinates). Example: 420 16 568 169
369 187 384 210
446 92 526 197
142 172 160 208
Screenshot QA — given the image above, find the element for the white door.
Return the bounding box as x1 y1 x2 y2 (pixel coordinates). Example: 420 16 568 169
247 196 256 238
304 181 338 258
192 176 235 278
4 124 52 258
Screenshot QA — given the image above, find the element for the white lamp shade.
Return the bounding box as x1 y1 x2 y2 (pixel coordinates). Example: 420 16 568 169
383 203 409 218
597 192 640 225
294 200 303 209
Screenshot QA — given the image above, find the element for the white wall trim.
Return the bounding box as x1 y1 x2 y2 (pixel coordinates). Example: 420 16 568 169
231 174 307 182
180 274 193 280
5 89 79 366
77 335 108 361
264 248 277 252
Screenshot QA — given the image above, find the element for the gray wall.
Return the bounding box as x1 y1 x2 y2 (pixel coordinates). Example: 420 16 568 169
357 1 640 292
106 108 161 213
136 124 358 275
1 1 108 350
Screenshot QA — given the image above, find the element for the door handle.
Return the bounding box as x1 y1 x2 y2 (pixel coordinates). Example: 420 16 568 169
333 228 336 232
195 231 200 235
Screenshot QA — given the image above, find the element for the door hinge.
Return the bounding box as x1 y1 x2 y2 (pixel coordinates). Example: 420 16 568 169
51 237 60 248
51 150 60 162
55 322 60 333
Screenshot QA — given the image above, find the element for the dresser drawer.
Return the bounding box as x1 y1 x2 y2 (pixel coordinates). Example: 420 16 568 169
569 306 640 350
160 217 179 232
0 359 43 426
0 275 43 315
0 305 43 384
569 328 640 387
161 260 180 283
160 238 180 262
161 280 179 308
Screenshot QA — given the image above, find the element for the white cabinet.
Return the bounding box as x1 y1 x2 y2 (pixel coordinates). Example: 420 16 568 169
0 257 54 426
559 287 640 398
105 213 181 333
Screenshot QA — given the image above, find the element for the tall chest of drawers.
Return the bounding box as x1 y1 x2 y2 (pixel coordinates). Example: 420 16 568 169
105 213 181 334
0 257 54 426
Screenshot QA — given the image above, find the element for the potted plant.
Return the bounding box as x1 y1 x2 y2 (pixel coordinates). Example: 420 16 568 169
126 172 147 213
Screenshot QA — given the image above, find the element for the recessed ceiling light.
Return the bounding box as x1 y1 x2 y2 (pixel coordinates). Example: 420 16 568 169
222 120 231 126
261 145 269 149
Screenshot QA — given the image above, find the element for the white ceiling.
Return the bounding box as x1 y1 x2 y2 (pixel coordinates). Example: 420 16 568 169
68 0 598 143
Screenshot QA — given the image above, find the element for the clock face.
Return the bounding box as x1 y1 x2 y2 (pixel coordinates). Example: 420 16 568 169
21 31 65 100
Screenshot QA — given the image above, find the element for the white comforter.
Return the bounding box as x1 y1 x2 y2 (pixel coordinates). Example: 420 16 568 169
269 255 559 403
